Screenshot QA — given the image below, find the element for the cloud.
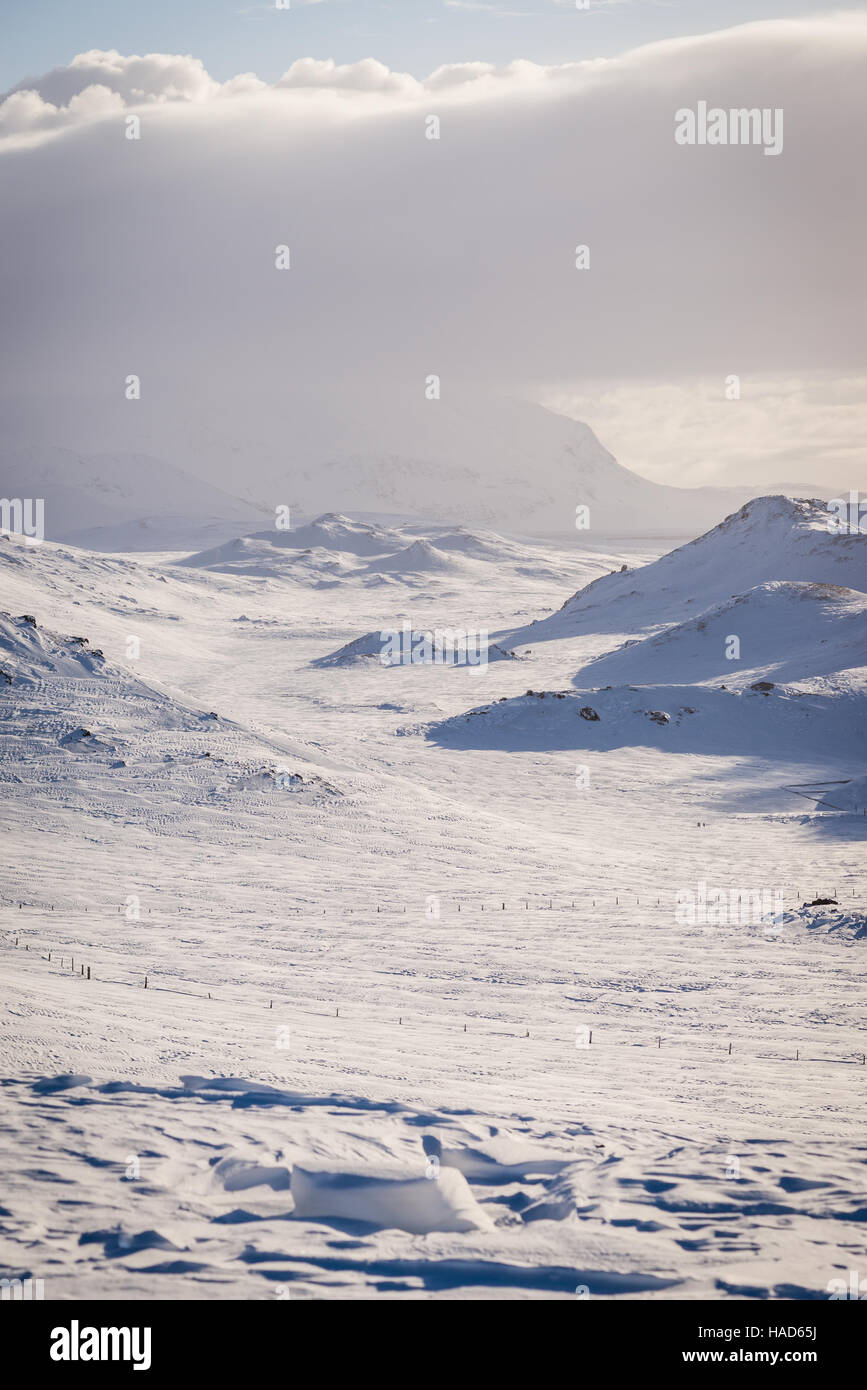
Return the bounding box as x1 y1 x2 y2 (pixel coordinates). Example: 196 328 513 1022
543 376 867 489
1 17 865 491
4 49 219 112
276 57 419 93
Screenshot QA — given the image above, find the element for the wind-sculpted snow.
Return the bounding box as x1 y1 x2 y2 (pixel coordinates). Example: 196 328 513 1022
774 907 867 941
290 1163 493 1235
1 1061 864 1298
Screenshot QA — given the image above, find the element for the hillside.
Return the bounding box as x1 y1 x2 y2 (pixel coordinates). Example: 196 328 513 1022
501 496 867 649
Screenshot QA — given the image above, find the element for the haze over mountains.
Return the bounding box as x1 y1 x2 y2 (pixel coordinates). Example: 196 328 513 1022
1 401 840 552
0 445 269 552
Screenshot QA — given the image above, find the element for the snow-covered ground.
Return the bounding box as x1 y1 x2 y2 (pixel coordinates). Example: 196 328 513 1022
1 501 865 1300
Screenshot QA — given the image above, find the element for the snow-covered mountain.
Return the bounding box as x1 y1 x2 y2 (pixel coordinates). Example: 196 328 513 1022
262 396 769 538
426 495 867 761
0 446 268 551
502 496 867 648
4 404 841 553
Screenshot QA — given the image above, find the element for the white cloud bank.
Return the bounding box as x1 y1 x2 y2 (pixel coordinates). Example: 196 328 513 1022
1 17 865 490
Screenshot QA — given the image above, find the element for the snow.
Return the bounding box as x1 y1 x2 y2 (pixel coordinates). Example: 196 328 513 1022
576 582 867 688
290 1164 493 1235
362 539 469 576
1 501 865 1300
503 496 867 649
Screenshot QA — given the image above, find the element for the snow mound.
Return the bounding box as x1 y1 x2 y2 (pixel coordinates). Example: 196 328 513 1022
175 534 351 579
178 514 406 572
425 683 867 759
0 613 109 684
276 513 406 555
773 906 867 942
414 527 532 562
312 630 389 667
363 539 469 576
290 1163 492 1234
226 766 341 797
814 776 867 812
578 582 867 688
421 1133 572 1182
504 496 867 647
314 628 516 668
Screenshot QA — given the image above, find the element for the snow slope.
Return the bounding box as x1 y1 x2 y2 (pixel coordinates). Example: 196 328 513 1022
576 582 867 689
426 683 867 762
502 497 867 649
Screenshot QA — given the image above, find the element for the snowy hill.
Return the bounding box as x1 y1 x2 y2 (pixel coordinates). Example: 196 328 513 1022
362 539 469 576
426 682 867 762
427 496 867 765
577 582 867 689
0 610 337 801
177 514 585 589
0 446 267 551
178 514 413 576
502 496 867 649
0 612 114 685
270 513 407 556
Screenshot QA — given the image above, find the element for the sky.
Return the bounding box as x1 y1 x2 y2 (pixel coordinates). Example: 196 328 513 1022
1 4 865 493
2 2 861 91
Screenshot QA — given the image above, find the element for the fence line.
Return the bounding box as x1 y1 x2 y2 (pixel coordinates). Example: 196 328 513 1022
3 930 865 1073
1 884 861 920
